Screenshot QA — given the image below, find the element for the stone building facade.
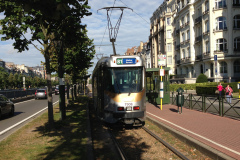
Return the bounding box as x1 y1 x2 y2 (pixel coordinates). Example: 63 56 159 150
150 0 240 83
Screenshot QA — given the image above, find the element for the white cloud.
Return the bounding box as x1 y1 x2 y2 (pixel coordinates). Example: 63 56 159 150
0 0 164 73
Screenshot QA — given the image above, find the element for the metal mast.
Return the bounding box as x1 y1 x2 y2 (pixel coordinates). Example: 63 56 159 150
98 7 133 55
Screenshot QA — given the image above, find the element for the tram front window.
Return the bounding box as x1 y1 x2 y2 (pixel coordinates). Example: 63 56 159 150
105 67 143 93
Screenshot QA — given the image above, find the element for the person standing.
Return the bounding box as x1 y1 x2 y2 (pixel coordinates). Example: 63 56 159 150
225 85 233 103
217 82 223 98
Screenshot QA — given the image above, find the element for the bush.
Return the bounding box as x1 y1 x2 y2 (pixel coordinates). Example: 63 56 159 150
196 74 208 83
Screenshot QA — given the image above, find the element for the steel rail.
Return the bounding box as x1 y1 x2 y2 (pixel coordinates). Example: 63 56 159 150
142 126 189 160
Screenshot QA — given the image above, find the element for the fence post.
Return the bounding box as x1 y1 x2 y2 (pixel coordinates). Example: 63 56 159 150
190 93 192 110
202 94 205 112
221 96 224 117
219 96 222 116
172 92 174 105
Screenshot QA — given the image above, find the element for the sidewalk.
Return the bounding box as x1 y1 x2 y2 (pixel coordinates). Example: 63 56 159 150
146 102 240 160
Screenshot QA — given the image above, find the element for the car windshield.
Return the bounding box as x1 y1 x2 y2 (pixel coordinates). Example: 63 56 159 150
37 90 45 92
105 67 143 93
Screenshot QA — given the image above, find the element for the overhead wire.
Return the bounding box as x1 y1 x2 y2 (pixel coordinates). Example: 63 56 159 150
118 0 150 24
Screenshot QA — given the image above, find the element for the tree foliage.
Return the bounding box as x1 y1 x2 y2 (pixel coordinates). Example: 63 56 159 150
0 0 93 126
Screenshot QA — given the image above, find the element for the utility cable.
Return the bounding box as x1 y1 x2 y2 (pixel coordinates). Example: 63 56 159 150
118 0 150 24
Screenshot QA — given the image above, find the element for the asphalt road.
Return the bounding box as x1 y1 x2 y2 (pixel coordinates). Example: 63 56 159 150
0 94 60 141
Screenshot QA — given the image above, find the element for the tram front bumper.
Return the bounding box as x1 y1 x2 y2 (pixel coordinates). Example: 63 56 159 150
113 111 145 119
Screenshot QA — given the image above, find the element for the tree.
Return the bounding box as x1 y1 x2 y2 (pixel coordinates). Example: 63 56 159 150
0 0 92 127
0 67 9 89
8 73 14 89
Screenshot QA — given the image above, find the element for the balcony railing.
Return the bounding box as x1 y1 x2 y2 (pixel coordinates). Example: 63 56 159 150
203 9 209 15
195 36 202 43
213 27 227 32
234 48 240 52
203 30 209 35
195 16 202 24
196 55 203 61
233 3 240 7
214 49 228 53
213 4 227 10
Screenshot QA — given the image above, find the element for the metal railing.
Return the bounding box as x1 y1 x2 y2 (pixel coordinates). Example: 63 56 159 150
0 89 36 99
171 92 240 120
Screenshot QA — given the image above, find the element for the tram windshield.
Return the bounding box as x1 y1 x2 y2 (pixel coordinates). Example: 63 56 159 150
105 67 143 93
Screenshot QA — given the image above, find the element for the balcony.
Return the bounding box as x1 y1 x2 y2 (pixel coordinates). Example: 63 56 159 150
214 49 228 53
234 48 240 52
195 36 202 43
233 26 240 30
213 27 227 32
213 4 227 10
175 29 180 35
196 55 203 61
203 30 209 36
202 9 209 15
175 45 180 51
194 16 202 24
233 3 240 7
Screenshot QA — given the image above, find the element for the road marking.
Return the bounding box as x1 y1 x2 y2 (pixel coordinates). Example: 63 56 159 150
147 112 240 156
0 101 59 136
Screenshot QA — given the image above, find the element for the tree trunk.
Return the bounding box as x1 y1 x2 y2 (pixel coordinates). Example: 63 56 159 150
45 52 54 128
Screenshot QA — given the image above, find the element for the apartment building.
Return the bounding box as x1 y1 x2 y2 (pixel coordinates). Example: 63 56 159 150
150 0 240 83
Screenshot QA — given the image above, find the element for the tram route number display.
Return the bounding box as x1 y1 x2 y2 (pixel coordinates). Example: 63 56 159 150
117 58 136 65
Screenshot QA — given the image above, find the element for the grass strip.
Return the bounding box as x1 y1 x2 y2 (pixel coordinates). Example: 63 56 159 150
0 96 89 160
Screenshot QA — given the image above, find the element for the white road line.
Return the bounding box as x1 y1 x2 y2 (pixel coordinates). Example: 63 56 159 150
147 112 240 156
0 101 59 136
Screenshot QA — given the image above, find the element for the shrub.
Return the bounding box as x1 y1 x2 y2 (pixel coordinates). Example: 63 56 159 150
196 74 208 83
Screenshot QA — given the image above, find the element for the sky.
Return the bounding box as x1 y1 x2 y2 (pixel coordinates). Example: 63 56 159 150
0 0 163 74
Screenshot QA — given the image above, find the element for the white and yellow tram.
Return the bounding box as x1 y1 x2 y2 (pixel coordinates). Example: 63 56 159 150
92 55 146 126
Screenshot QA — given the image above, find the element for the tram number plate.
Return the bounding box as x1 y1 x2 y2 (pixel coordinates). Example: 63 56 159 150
125 103 133 111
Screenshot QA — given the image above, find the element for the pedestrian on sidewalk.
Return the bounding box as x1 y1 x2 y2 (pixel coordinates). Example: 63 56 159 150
217 82 223 98
225 85 233 103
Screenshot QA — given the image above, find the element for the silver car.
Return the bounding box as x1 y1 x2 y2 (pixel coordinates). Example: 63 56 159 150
0 94 14 118
35 89 47 99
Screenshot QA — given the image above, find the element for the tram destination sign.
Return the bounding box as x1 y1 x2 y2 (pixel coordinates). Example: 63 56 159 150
117 58 136 65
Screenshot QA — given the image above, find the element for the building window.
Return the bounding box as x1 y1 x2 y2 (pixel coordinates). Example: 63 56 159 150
233 15 240 29
187 13 189 23
167 17 171 25
182 49 185 59
187 30 190 40
205 20 209 32
233 0 240 5
167 56 172 65
234 37 240 51
216 39 227 51
234 60 240 73
215 0 226 9
182 32 185 42
167 43 172 52
182 17 184 26
220 61 227 74
205 41 210 53
167 30 172 38
205 1 209 11
216 17 227 30
188 47 191 58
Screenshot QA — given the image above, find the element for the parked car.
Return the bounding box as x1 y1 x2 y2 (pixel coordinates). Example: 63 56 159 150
0 94 14 118
55 85 59 95
35 89 47 99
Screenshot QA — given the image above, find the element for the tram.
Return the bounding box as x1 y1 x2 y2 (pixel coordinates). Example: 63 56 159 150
92 55 146 126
